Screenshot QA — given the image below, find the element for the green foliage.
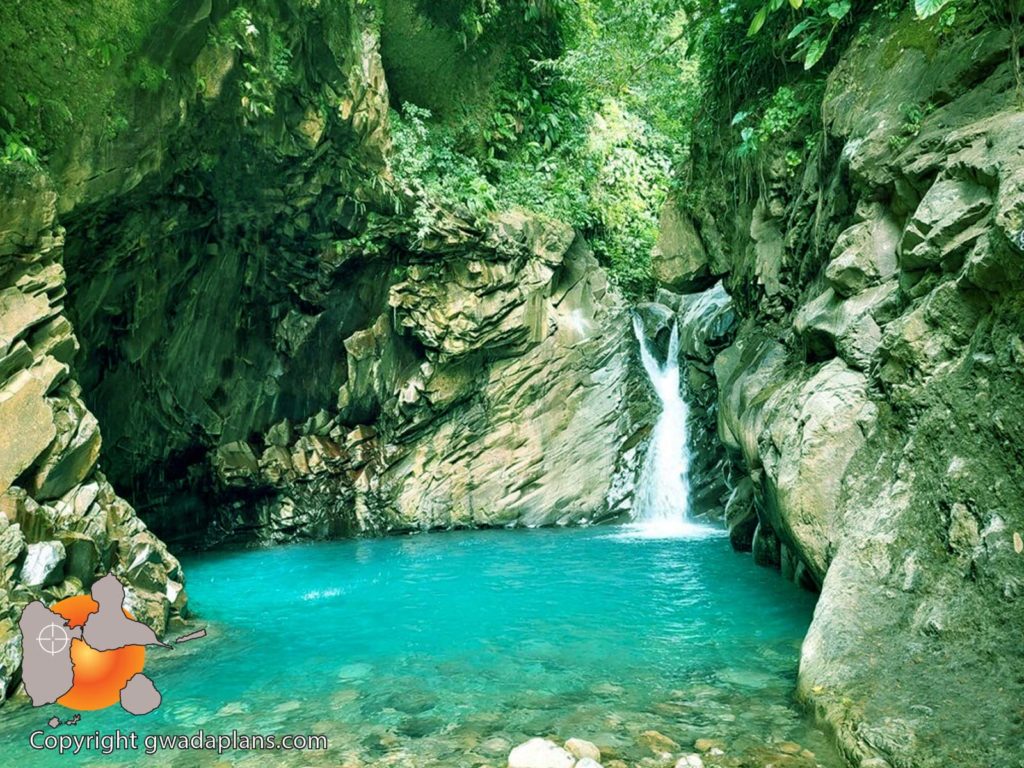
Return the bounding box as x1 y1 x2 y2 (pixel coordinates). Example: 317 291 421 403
574 103 672 296
914 0 951 18
418 0 580 49
102 112 130 142
381 1 695 296
935 4 959 36
742 0 965 75
0 107 40 168
130 60 170 93
729 82 823 161
0 129 41 169
213 6 293 122
489 101 670 297
0 0 174 161
389 103 498 239
888 101 933 150
745 0 852 69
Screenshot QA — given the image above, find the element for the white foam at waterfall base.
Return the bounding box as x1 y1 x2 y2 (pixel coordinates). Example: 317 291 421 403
623 316 724 541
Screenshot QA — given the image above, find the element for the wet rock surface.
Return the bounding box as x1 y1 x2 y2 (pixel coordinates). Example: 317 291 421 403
670 14 1024 768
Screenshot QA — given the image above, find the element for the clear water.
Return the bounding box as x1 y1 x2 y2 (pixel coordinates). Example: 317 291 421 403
0 528 843 767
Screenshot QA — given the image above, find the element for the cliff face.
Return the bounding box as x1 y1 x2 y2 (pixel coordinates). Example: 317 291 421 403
203 210 646 544
0 0 227 704
51 1 647 547
671 13 1024 768
0 170 185 705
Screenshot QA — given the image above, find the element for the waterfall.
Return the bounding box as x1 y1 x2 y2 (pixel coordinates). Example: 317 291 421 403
628 316 711 539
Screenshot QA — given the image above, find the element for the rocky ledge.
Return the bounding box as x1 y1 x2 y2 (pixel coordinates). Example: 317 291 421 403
208 210 649 543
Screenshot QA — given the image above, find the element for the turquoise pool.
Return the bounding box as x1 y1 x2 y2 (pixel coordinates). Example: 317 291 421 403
0 527 842 766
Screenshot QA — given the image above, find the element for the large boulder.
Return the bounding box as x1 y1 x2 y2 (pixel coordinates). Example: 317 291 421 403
0 370 56 496
653 202 711 290
825 204 900 297
793 282 900 369
677 281 736 362
758 360 878 583
27 396 102 501
899 178 992 273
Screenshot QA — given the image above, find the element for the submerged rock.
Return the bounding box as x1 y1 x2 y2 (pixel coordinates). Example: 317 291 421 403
565 738 601 761
508 738 577 768
638 730 679 753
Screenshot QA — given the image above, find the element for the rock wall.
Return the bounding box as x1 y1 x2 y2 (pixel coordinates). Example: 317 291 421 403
676 13 1024 768
379 213 645 529
207 210 647 542
0 169 186 705
15 0 648 549
55 0 395 545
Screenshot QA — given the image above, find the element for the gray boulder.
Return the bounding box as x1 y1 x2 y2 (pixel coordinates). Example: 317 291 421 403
19 541 66 588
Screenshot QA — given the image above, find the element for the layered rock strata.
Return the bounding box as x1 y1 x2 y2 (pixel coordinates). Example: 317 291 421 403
0 169 186 705
673 15 1024 768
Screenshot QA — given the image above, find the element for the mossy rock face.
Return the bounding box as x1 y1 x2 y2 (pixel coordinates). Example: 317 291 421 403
683 7 1024 767
0 0 178 158
379 0 509 121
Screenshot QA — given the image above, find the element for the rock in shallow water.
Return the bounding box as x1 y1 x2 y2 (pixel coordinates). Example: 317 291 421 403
638 730 679 753
508 738 577 768
565 737 601 761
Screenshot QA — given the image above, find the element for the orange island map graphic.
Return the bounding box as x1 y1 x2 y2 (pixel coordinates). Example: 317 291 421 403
18 574 205 718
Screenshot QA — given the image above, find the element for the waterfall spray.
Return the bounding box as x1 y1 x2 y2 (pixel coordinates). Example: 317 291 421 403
629 316 713 539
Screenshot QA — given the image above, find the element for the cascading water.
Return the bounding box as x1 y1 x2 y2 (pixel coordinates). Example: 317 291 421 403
628 315 718 539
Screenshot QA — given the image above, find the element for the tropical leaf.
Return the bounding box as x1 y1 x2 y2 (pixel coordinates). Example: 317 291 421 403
803 37 828 69
747 6 768 37
787 18 814 40
826 1 851 20
789 0 803 7
914 0 950 18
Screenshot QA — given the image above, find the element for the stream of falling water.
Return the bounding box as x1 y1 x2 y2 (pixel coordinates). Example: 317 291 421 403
628 316 720 539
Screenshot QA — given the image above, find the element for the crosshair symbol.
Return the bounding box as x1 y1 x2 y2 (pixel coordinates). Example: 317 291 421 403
38 623 69 656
